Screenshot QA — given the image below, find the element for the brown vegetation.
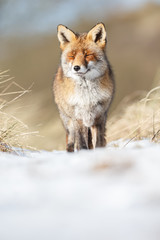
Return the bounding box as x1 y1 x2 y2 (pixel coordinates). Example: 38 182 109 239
108 68 160 143
0 70 37 152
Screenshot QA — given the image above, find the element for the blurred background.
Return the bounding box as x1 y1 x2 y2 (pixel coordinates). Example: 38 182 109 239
0 0 160 150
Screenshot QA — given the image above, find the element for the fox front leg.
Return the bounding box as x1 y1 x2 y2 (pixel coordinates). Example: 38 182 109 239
75 122 88 151
66 130 74 152
64 118 75 152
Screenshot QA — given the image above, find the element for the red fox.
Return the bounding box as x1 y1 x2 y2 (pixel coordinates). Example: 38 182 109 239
53 23 115 152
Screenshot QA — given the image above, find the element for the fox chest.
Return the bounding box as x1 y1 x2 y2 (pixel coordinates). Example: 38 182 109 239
67 80 110 126
68 80 101 104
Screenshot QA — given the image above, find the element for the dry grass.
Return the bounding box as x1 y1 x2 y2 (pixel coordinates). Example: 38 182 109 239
0 70 38 153
1 68 160 152
107 68 160 144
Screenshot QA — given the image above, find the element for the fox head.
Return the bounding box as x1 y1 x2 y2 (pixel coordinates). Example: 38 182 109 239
57 23 108 81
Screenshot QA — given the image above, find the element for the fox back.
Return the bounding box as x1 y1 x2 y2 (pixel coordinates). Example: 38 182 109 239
53 23 115 152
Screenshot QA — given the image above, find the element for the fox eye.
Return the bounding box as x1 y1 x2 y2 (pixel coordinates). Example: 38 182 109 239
68 55 75 59
85 53 94 57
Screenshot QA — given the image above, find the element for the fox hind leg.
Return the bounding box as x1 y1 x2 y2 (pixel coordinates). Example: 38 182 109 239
96 122 106 147
88 128 93 149
91 121 106 149
66 130 74 152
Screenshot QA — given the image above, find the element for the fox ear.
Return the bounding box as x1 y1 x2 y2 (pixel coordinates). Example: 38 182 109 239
57 25 76 48
87 23 107 48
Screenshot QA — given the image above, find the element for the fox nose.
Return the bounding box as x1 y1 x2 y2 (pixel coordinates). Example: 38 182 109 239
74 65 80 72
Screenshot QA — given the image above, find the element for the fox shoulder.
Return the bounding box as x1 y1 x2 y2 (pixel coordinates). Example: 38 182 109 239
53 66 75 104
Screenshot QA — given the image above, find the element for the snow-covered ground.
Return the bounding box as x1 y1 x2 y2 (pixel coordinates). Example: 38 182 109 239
0 140 160 240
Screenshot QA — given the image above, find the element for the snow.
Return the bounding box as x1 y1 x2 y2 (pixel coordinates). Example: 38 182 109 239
0 140 160 240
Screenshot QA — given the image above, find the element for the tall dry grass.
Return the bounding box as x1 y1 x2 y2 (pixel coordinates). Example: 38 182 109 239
0 70 37 152
107 68 160 144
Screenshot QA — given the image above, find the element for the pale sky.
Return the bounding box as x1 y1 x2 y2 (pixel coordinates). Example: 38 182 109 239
0 0 159 36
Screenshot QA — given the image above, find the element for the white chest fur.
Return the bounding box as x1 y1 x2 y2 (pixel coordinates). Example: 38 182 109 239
68 78 110 127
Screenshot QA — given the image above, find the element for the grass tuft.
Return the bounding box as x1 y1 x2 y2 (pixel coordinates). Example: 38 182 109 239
108 68 160 144
0 70 37 153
